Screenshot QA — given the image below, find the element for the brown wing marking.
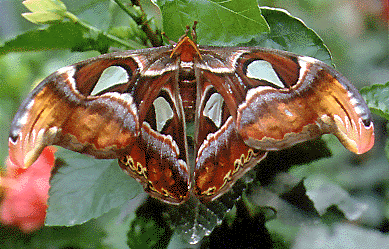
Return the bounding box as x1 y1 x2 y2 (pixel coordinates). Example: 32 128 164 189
9 59 140 168
194 117 267 202
235 53 374 154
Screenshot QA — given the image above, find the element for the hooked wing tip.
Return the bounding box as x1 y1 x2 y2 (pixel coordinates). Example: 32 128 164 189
356 121 374 154
8 138 29 169
8 134 47 169
335 117 375 155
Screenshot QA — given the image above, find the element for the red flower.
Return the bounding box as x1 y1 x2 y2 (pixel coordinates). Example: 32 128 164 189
0 147 56 233
383 0 389 21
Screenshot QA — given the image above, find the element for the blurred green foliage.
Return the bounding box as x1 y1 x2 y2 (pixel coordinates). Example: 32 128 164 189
0 0 388 248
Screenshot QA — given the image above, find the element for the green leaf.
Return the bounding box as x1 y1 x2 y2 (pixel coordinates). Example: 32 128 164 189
140 0 163 30
0 21 113 55
246 7 332 64
127 199 172 249
156 0 269 45
45 148 142 226
22 0 68 24
23 0 67 13
0 219 106 248
255 139 332 185
22 11 64 24
109 25 147 45
360 81 389 121
294 223 389 248
305 175 367 221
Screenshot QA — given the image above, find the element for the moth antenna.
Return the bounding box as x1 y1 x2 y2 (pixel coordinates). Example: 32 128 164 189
185 25 191 36
191 21 198 42
172 25 192 45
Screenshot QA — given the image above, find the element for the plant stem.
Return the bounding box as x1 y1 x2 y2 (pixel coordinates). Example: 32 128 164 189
64 12 145 50
113 0 163 47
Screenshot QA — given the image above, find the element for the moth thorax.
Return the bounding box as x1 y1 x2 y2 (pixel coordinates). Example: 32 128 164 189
178 65 195 81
